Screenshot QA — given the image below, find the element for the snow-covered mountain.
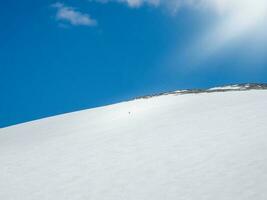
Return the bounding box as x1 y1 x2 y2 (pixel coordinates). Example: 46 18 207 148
1 84 267 200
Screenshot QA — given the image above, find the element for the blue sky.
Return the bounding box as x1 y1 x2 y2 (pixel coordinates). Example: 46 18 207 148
1 0 267 127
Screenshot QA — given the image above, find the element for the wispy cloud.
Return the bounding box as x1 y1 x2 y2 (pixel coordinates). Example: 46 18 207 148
187 0 267 62
161 0 267 68
51 0 267 62
52 2 97 26
93 0 160 8
115 0 267 63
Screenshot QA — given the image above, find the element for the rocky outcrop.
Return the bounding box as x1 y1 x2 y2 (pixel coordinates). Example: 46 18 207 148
135 83 267 100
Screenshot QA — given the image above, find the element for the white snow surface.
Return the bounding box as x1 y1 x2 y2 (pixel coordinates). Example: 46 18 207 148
1 90 267 200
208 85 244 91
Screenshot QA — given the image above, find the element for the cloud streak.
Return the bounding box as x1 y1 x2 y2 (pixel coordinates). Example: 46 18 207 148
94 0 160 8
95 0 267 36
136 0 267 65
94 0 267 41
51 0 267 64
52 3 97 26
200 0 267 41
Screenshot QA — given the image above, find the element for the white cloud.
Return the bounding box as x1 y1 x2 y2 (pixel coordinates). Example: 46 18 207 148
52 3 97 26
161 0 267 70
204 0 267 41
186 0 267 62
94 0 160 8
51 0 267 60
127 0 267 63
102 0 266 67
93 0 267 37
94 0 267 38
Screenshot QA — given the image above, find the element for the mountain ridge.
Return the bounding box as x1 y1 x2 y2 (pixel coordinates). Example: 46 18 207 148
1 83 267 129
0 87 267 200
134 83 267 100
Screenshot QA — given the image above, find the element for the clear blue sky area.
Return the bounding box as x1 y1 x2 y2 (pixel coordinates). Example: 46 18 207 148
1 0 267 127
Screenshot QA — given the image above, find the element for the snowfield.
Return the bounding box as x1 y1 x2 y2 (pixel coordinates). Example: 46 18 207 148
1 89 267 200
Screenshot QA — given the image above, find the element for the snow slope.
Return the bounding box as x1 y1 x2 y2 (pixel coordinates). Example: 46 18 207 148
208 85 243 91
1 89 267 200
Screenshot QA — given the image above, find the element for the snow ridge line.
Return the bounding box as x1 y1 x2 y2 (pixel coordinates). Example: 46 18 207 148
134 83 267 100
